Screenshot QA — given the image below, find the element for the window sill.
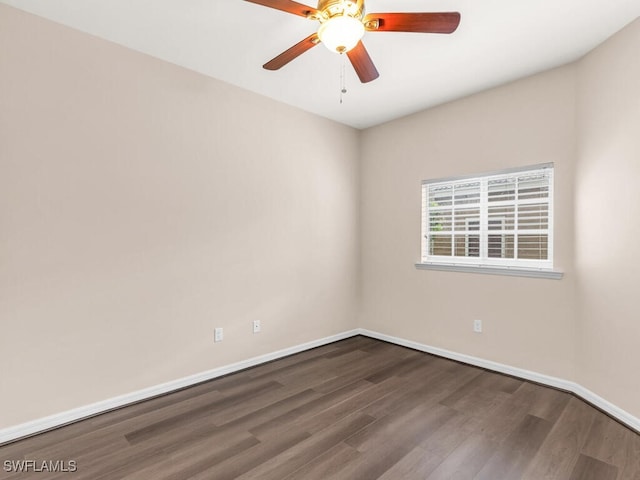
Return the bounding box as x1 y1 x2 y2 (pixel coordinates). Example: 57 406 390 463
414 262 564 279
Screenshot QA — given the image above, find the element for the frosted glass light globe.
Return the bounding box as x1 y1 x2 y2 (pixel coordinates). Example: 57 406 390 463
318 15 365 54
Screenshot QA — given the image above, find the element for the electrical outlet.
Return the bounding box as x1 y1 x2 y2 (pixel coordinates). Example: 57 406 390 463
253 320 261 334
473 319 482 333
214 327 223 342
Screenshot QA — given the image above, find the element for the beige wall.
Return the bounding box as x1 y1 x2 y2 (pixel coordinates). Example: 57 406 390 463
359 66 578 380
0 5 360 428
575 18 640 417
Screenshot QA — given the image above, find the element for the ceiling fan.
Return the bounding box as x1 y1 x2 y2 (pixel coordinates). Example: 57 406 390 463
245 0 461 83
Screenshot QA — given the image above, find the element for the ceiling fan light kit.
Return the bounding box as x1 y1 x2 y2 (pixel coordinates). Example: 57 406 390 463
315 0 364 53
245 0 461 83
317 14 365 54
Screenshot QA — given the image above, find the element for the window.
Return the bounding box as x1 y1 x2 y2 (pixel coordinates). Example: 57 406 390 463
420 164 554 272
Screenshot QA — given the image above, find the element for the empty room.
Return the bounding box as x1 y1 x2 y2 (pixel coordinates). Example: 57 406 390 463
1 0 639 478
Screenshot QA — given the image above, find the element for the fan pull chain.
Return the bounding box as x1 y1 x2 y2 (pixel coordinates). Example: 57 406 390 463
339 54 347 104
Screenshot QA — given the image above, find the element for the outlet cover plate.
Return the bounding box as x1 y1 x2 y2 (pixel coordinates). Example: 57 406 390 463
473 319 482 333
214 327 223 342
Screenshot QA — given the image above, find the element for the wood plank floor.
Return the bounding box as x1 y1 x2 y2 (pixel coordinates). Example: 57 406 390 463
2 336 639 479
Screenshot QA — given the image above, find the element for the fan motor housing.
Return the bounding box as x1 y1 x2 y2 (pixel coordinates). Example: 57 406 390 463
317 0 364 20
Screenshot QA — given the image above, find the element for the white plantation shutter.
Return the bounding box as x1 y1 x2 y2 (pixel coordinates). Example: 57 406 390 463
421 164 553 269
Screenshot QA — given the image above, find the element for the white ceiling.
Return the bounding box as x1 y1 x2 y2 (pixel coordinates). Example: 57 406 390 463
2 0 639 129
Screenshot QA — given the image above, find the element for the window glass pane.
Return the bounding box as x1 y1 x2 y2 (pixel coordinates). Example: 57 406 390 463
467 234 480 257
517 234 548 260
487 217 505 231
453 182 480 205
452 236 481 256
454 235 480 257
429 210 452 232
503 235 515 259
488 178 515 202
488 234 503 258
488 206 515 230
518 204 549 230
454 209 480 230
454 236 466 256
429 185 452 206
429 235 452 256
488 234 514 259
518 174 549 200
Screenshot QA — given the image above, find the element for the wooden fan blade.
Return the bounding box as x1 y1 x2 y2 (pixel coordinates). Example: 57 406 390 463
346 41 379 83
244 0 318 18
364 12 461 34
263 34 320 70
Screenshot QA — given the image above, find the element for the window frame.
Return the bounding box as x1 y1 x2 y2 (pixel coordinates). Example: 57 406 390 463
418 163 561 278
464 217 481 257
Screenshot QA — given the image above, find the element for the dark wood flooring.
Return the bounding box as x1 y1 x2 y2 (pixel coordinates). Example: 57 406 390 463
1 336 639 479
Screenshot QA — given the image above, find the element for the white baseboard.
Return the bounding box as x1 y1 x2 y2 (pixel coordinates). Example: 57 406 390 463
359 328 640 433
0 329 360 445
2 327 638 444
